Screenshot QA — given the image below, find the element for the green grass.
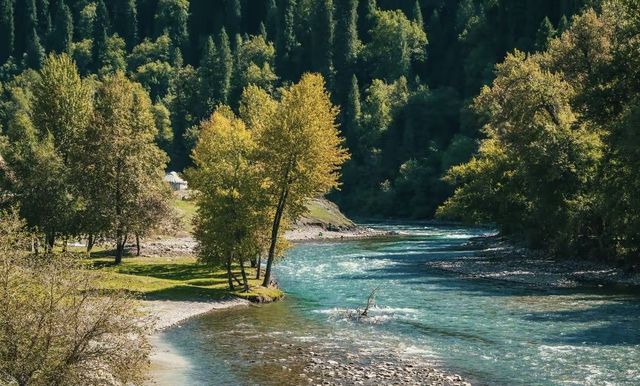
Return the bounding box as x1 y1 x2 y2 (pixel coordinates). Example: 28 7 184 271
93 255 283 303
171 198 197 233
304 199 354 228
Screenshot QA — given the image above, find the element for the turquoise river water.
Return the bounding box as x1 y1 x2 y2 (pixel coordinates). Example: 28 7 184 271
159 224 640 385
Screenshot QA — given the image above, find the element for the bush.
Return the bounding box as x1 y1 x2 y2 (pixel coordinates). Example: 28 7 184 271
0 210 152 386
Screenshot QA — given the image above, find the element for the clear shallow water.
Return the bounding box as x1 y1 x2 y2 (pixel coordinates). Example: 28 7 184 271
160 224 640 385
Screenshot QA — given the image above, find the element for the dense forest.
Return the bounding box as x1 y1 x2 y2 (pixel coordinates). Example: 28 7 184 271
0 0 588 217
2 0 639 263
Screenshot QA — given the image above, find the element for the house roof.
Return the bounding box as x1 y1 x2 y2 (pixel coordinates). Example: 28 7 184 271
164 171 187 184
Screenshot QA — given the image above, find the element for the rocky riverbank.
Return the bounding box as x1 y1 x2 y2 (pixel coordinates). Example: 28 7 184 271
427 236 640 289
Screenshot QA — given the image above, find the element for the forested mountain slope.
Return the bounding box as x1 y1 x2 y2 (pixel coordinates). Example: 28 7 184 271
0 0 589 220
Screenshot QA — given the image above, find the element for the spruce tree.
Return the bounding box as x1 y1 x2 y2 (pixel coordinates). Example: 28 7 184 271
0 0 14 63
311 0 334 81
535 17 555 51
116 0 138 50
412 0 423 29
265 0 278 42
218 28 233 104
50 0 73 53
557 15 569 35
344 74 362 154
358 0 377 42
226 0 241 36
92 0 110 71
25 27 45 69
197 36 218 119
36 0 50 39
334 0 359 101
14 0 38 58
276 0 299 81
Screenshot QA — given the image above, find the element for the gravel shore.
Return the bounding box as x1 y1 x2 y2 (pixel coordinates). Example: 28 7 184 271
427 236 640 289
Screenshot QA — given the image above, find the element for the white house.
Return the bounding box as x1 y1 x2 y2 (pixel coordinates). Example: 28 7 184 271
164 171 188 191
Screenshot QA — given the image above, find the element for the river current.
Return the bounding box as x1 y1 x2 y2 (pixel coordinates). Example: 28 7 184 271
158 224 640 385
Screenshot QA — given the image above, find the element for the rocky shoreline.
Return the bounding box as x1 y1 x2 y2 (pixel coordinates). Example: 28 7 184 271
427 236 640 290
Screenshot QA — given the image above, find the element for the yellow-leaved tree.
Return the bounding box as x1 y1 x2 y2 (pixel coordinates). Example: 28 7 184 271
242 73 349 287
187 106 272 291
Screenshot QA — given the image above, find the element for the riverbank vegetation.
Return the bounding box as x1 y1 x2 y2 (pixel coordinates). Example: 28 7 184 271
0 210 151 386
438 1 640 264
187 73 348 291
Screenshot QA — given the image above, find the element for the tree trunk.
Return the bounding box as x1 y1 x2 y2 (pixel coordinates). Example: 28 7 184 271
33 236 39 255
255 254 262 280
135 233 141 256
45 232 55 253
226 255 235 291
262 188 288 287
115 229 124 265
239 258 249 292
87 234 94 254
250 256 257 268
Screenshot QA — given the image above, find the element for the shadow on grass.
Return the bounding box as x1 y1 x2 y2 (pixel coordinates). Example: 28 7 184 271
144 284 231 301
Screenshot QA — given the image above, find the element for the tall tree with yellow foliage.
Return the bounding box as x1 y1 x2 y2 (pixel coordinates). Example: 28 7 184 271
187 106 271 291
242 74 349 287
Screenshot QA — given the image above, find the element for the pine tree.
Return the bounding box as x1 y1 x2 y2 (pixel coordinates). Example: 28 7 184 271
50 0 73 53
197 36 218 118
116 0 138 50
358 0 377 42
557 15 569 35
226 0 241 36
0 0 14 63
276 0 299 81
25 27 45 69
36 0 50 39
311 0 334 81
218 28 233 105
535 16 555 51
412 0 423 29
265 0 278 42
259 22 267 39
14 0 38 58
92 0 110 71
334 0 359 101
344 74 362 154
155 0 189 53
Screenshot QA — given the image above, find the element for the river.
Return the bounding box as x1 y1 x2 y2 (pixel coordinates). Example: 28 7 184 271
157 224 640 385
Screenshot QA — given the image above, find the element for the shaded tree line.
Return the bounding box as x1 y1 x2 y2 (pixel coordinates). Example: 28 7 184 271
0 54 169 263
0 0 590 220
438 0 640 265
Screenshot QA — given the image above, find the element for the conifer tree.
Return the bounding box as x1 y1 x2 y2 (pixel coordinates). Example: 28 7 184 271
412 0 423 28
334 0 359 101
344 74 362 153
311 0 334 81
535 16 555 51
92 0 110 71
276 0 299 81
25 27 45 69
265 0 278 42
14 0 38 58
50 0 73 53
226 0 241 36
0 0 14 63
557 15 569 35
358 0 377 42
197 36 218 118
218 28 233 104
155 0 189 53
116 0 138 50
36 0 50 39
